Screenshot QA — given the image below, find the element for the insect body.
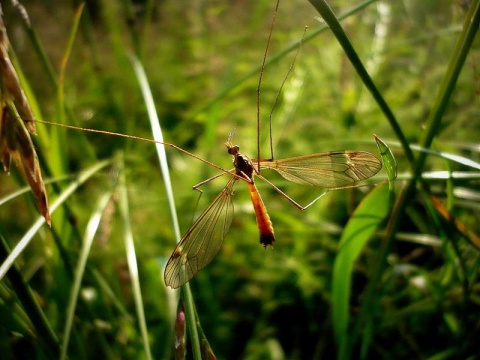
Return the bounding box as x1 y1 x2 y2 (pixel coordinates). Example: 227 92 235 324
228 141 275 247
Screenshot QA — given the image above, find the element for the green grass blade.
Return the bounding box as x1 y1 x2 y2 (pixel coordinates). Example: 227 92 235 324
409 145 480 170
60 190 114 360
332 183 390 359
183 283 202 359
52 3 87 174
117 152 152 360
130 54 182 242
374 135 397 183
130 52 202 360
307 0 415 165
58 3 84 109
9 2 58 93
413 0 480 177
374 134 397 193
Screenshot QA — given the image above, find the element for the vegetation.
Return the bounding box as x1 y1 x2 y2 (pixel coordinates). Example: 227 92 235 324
0 0 479 359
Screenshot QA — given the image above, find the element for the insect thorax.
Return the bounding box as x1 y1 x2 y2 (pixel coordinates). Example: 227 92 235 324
234 153 254 180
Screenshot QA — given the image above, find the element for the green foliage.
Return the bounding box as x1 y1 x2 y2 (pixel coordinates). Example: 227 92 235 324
0 0 479 359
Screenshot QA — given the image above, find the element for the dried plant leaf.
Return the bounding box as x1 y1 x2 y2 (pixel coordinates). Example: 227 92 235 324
0 8 49 224
0 9 35 134
1 104 50 225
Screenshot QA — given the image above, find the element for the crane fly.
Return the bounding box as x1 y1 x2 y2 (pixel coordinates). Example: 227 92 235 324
163 131 382 289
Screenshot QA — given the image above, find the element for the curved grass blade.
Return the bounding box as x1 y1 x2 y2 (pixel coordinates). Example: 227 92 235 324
130 52 203 359
331 184 390 358
61 191 113 360
117 153 152 360
130 54 182 243
374 135 397 183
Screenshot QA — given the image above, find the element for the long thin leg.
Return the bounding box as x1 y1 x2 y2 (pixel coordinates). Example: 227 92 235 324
268 26 309 162
192 171 231 191
257 0 280 172
255 173 326 210
255 173 377 211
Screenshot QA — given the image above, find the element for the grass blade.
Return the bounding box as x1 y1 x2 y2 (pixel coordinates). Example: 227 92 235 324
374 135 397 183
117 152 152 360
60 190 114 360
130 54 181 242
307 0 415 165
332 183 389 358
130 53 202 359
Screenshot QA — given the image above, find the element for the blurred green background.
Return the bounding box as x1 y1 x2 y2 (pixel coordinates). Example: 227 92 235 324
0 0 479 359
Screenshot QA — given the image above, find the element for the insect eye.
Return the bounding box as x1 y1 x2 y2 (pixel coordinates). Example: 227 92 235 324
228 145 240 155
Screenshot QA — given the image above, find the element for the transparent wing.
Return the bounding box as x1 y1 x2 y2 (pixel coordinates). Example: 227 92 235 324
164 177 236 289
257 151 381 188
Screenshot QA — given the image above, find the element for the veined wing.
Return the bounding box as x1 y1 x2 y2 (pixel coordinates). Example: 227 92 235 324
164 177 236 289
257 151 381 188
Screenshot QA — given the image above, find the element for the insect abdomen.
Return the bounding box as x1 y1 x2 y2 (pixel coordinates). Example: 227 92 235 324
247 182 275 247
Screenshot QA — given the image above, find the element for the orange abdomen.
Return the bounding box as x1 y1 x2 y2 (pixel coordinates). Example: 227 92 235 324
247 182 275 247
